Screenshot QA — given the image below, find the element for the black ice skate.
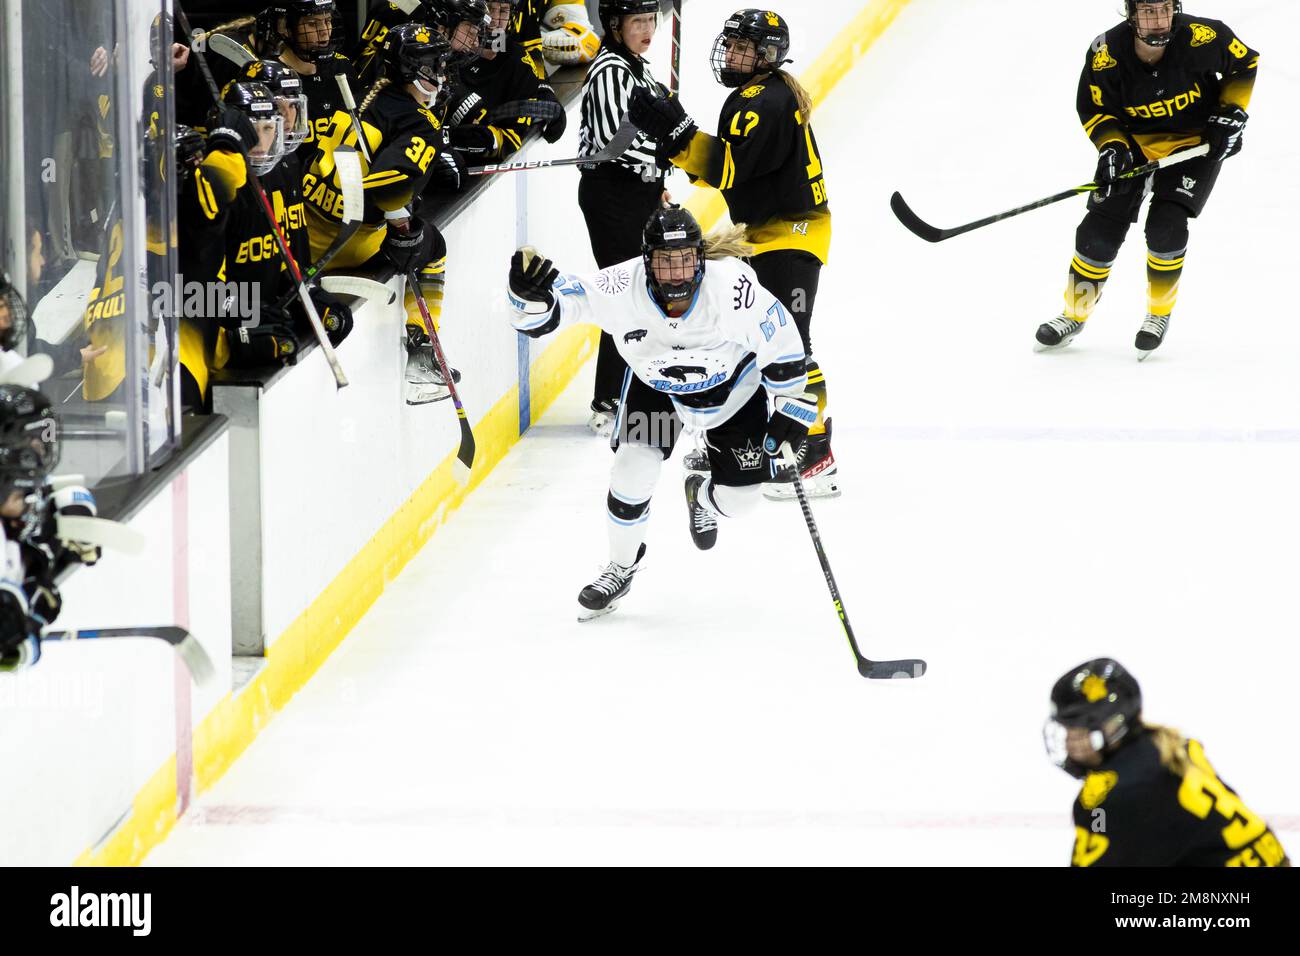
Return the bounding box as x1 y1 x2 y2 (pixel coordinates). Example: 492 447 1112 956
577 543 647 622
763 420 841 501
1135 313 1170 361
405 328 461 405
1035 314 1086 352
684 475 719 550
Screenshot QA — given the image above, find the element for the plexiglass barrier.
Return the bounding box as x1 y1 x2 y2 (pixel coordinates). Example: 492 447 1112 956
1 0 181 489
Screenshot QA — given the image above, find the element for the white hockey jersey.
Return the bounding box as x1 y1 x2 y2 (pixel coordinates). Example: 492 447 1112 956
511 256 808 432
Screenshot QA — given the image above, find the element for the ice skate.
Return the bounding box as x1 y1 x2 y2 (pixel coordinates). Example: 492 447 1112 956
405 332 461 405
577 544 647 622
1135 313 1170 361
681 432 711 473
763 421 841 501
684 475 718 550
1035 314 1086 352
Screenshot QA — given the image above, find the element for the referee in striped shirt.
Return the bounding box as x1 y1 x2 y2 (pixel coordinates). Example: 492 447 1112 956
578 0 668 436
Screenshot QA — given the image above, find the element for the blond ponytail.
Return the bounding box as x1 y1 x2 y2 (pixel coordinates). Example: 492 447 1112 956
773 69 814 122
358 77 391 117
703 223 754 260
1147 724 1192 778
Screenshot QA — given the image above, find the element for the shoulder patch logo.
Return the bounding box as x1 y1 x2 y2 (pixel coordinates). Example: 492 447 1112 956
1092 44 1118 71
594 266 631 296
1080 771 1119 810
741 84 765 98
1190 23 1218 47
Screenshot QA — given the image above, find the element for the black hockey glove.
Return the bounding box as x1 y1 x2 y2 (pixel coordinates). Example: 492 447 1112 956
537 84 567 144
763 392 818 460
309 287 353 347
21 543 62 627
628 86 697 158
1204 105 1248 162
508 248 559 312
206 105 260 156
0 582 41 674
429 145 469 193
1092 142 1134 202
233 304 301 365
383 220 427 274
447 124 499 157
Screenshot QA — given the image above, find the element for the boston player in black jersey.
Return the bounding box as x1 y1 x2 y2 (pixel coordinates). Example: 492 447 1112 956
1046 658 1290 867
441 1 566 163
1036 2 1259 359
629 9 838 500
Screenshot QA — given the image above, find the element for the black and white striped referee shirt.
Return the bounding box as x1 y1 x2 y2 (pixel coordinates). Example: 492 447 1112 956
579 44 662 182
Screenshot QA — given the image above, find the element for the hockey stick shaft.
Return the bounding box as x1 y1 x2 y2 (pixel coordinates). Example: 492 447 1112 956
780 446 927 680
42 627 217 686
669 0 682 95
176 3 349 389
406 269 476 483
191 16 256 46
467 116 640 176
891 144 1212 243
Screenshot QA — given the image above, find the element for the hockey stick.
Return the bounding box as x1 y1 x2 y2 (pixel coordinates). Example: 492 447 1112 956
176 3 349 389
55 515 147 556
467 115 641 176
407 269 475 483
191 16 256 47
320 275 398 306
668 0 682 95
271 146 365 313
779 445 927 680
0 353 54 388
891 143 1212 244
207 32 257 68
41 627 217 687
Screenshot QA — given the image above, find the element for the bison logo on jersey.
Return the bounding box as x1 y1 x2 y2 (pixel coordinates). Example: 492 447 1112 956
1190 23 1218 47
595 267 631 296
623 329 648 344
660 365 709 383
1092 45 1118 71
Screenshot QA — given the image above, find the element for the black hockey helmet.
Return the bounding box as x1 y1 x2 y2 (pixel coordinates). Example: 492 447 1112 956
426 0 491 62
149 11 174 68
382 22 453 94
598 0 660 41
0 385 60 499
643 206 705 310
217 80 286 174
711 9 792 87
277 0 343 62
241 59 310 150
1126 0 1182 48
0 274 28 353
254 6 286 56
1044 658 1144 778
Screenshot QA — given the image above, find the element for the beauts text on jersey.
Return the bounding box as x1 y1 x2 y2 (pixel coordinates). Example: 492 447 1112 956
1079 14 1259 160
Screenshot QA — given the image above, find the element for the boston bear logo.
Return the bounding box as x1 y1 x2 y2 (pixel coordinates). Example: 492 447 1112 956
660 365 708 383
1189 23 1217 47
623 329 648 345
1092 44 1118 71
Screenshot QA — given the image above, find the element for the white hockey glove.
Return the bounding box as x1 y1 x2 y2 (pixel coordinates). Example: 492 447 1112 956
542 5 601 65
52 484 102 565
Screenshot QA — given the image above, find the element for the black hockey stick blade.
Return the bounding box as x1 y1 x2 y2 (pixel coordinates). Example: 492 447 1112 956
453 405 476 485
859 657 928 680
889 191 948 243
42 627 217 687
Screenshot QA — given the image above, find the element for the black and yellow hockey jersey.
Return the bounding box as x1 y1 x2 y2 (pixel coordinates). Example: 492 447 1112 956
353 0 419 90
1070 732 1289 868
443 40 548 159
303 83 445 268
671 76 831 263
1078 15 1259 161
508 0 547 80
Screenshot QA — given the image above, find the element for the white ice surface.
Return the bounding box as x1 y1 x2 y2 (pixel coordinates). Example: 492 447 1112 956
148 0 1300 865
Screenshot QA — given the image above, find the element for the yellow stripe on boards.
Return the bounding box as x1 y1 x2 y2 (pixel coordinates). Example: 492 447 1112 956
75 0 914 868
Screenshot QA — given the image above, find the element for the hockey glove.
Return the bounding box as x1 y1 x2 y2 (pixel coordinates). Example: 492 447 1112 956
763 393 818 459
310 287 354 347
230 301 300 364
1092 142 1134 202
508 248 559 315
383 220 427 274
538 85 567 144
52 485 101 566
429 145 469 193
1204 106 1248 162
447 124 500 157
628 87 697 158
206 106 260 156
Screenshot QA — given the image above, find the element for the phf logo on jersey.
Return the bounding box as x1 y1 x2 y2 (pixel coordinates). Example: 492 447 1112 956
49 886 151 936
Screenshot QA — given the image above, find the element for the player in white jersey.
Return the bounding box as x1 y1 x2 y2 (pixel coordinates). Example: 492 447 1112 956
507 207 816 620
